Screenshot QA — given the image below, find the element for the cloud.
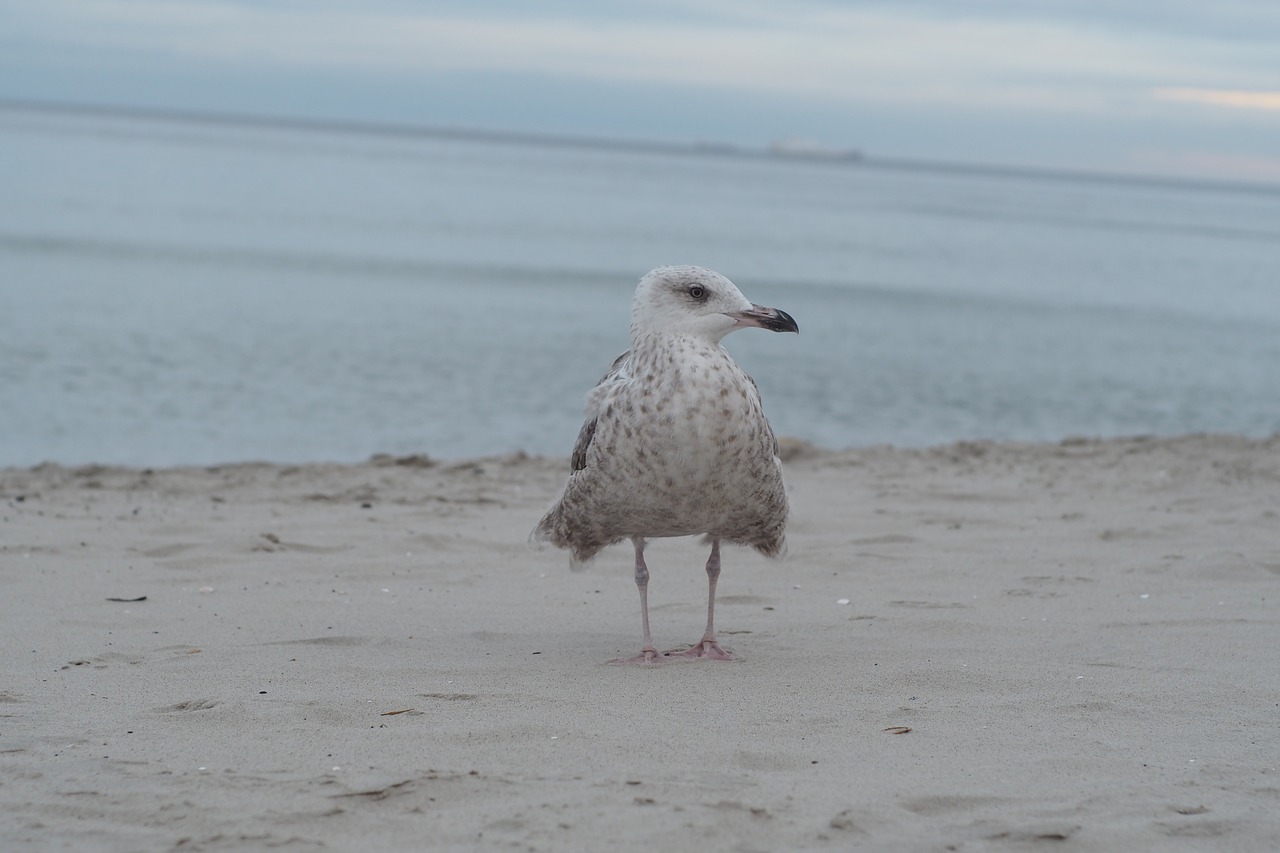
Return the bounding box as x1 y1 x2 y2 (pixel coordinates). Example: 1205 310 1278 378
826 0 1280 42
1155 87 1280 111
7 1 1279 181
1134 149 1280 182
11 0 1274 115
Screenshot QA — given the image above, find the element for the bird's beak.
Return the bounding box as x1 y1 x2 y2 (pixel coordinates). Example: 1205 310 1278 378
730 304 799 333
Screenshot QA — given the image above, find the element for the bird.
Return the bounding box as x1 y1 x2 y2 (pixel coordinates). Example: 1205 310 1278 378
531 265 798 664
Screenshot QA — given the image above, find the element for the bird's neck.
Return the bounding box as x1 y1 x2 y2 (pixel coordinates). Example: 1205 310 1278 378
630 329 728 356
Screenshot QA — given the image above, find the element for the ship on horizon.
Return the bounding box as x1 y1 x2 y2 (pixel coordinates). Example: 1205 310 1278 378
768 136 863 161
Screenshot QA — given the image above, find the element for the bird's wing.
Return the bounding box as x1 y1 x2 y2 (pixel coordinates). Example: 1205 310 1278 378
570 350 631 472
745 373 780 459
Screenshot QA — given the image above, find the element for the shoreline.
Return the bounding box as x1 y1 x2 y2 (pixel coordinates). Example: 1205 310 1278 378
3 433 1278 850
5 428 1277 474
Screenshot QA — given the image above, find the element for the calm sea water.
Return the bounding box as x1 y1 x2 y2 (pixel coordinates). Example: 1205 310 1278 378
3 106 1279 467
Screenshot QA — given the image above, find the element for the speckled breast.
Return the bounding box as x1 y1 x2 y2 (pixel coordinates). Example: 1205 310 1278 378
587 342 785 538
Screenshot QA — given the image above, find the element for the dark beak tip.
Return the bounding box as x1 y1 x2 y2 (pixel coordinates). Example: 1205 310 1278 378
778 309 799 334
737 306 798 333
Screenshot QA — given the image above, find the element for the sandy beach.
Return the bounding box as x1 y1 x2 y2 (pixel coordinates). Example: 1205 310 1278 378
2 434 1278 851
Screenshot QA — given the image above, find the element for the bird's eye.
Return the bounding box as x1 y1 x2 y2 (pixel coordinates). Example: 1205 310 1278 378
688 285 706 299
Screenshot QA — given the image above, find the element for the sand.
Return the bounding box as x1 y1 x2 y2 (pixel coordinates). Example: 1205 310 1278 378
2 434 1278 851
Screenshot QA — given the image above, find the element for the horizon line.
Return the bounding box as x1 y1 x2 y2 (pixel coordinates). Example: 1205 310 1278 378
3 97 1278 198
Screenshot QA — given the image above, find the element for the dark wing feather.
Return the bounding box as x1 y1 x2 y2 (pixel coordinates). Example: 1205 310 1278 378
570 418 596 472
745 373 779 458
568 350 631 472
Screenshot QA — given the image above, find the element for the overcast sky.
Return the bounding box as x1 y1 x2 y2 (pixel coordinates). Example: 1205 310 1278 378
3 0 1279 182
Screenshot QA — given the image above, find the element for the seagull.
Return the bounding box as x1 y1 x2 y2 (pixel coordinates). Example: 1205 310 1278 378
531 266 798 664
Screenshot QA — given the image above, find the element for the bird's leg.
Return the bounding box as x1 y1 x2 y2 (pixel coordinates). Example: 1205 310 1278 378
666 538 735 660
607 538 663 665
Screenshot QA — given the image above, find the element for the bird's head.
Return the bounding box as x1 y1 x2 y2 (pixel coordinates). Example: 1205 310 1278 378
630 266 798 343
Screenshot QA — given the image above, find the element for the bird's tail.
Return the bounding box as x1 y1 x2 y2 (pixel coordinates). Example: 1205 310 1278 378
702 532 787 558
528 512 556 549
754 535 788 559
529 505 608 569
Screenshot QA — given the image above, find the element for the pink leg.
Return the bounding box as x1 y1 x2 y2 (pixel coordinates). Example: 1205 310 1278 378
608 538 664 665
666 538 735 661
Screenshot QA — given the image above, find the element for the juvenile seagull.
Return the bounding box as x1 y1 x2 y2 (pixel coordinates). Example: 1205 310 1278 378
531 266 798 664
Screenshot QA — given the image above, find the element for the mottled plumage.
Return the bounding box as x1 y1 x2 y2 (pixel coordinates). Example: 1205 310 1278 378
531 266 798 664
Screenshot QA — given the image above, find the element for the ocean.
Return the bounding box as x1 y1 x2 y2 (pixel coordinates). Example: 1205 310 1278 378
3 104 1279 467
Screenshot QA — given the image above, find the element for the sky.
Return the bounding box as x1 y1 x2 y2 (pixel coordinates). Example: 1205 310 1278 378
2 0 1279 183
